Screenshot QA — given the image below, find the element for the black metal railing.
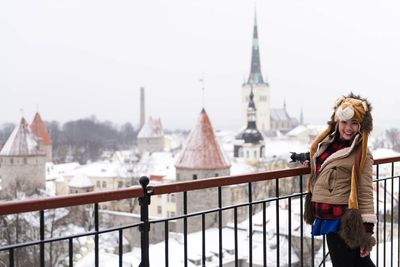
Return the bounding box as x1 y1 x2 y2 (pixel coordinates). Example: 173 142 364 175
0 156 399 267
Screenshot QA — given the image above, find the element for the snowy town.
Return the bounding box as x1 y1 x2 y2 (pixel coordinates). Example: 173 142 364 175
1 4 400 267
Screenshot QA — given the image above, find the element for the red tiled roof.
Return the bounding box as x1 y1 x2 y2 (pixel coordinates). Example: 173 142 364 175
175 109 230 170
30 112 52 145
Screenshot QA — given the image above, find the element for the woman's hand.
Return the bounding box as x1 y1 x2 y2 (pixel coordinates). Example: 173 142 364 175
360 247 370 257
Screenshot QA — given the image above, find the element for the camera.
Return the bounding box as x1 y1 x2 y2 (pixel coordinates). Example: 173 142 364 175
289 152 310 163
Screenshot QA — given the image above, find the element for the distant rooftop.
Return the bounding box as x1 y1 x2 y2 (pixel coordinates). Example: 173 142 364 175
30 112 52 145
0 117 44 157
137 116 164 138
175 109 230 170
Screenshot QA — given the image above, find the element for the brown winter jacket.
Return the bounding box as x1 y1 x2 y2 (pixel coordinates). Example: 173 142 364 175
310 133 376 224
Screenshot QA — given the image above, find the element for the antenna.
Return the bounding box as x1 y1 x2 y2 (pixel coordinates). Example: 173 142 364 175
199 76 205 109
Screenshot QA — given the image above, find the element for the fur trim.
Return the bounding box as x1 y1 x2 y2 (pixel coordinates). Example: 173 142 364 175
303 192 314 225
340 209 376 250
362 213 377 224
308 125 334 192
330 92 373 135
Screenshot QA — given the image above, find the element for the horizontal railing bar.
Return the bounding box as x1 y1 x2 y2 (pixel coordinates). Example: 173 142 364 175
374 156 400 165
0 186 144 215
374 175 400 182
0 220 143 252
151 167 310 195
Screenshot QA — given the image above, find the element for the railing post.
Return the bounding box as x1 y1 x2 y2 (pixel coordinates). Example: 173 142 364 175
139 176 152 267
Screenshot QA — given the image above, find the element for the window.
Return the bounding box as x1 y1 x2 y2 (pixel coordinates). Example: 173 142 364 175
23 158 27 164
193 174 197 180
10 158 14 164
259 95 267 101
170 194 176 203
96 181 100 187
157 206 162 214
118 181 123 188
102 181 107 188
215 173 219 177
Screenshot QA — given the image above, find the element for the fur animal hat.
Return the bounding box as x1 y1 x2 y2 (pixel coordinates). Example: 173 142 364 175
307 93 373 209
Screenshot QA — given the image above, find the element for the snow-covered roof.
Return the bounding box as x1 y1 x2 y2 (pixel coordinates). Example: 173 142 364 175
286 124 326 138
263 138 309 160
175 109 231 170
111 150 138 164
75 251 133 267
61 161 132 180
0 117 44 156
138 152 176 181
229 158 258 175
46 162 81 181
137 116 164 138
68 173 93 188
30 112 52 145
270 108 290 121
372 148 400 159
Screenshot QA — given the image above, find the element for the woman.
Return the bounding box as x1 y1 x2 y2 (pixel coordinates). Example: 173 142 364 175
304 93 376 267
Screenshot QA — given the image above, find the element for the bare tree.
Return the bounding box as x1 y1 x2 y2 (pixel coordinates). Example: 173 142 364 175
386 128 400 152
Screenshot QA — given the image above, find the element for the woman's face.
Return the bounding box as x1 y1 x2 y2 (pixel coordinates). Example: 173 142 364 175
338 120 360 140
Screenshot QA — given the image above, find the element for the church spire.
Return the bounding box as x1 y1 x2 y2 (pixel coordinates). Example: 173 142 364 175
247 10 266 85
247 87 257 127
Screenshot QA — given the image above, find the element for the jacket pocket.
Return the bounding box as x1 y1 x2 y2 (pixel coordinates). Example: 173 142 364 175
327 167 337 193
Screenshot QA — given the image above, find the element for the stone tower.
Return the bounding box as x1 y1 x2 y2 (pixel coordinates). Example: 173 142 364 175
137 116 164 153
175 109 231 233
30 112 53 162
0 118 46 197
241 11 271 131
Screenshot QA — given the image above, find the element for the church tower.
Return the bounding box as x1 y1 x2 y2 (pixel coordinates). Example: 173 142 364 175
241 11 271 131
234 87 265 161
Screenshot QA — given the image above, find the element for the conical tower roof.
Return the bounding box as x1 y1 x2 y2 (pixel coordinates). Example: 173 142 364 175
0 117 44 156
137 116 164 138
175 109 230 170
31 112 52 145
247 10 268 85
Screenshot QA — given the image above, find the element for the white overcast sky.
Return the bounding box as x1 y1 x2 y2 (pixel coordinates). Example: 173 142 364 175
1 0 399 131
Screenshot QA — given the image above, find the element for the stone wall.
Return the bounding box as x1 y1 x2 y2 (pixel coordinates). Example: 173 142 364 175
0 155 46 196
138 137 164 153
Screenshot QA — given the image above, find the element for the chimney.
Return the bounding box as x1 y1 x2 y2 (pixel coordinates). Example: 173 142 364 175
140 87 145 129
